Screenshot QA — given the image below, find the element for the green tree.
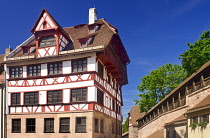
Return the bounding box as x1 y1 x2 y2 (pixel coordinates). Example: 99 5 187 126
179 30 210 77
134 63 186 112
122 117 129 133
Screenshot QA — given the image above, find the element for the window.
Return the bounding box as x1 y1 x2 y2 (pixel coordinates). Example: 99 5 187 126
48 62 62 75
28 64 41 77
108 75 111 84
12 119 21 133
80 40 87 47
97 89 104 105
47 90 62 104
71 88 87 102
76 117 86 133
72 59 87 73
100 120 104 133
88 25 95 33
24 92 38 105
60 118 70 133
11 93 20 105
190 116 198 124
26 118 35 133
39 36 56 47
98 62 103 77
112 99 115 111
44 118 54 133
200 114 209 123
95 118 99 133
10 67 23 78
23 48 29 54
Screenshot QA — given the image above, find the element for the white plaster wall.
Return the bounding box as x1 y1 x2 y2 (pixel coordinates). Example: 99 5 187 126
41 64 47 76
88 86 96 102
8 93 11 106
23 66 27 78
39 91 46 104
88 54 96 71
8 80 94 92
63 89 70 103
63 60 71 74
20 92 24 105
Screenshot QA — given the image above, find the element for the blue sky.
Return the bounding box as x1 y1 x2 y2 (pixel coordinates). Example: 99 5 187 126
1 0 210 121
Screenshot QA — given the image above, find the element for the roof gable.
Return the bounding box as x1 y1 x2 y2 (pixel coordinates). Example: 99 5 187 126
31 9 59 33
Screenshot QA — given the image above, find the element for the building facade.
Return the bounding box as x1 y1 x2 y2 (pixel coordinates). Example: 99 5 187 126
128 106 145 138
136 60 210 138
0 53 6 138
5 8 129 138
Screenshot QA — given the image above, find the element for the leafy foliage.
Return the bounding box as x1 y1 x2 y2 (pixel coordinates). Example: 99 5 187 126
189 123 197 128
134 63 186 112
198 121 208 127
122 117 129 133
179 30 210 77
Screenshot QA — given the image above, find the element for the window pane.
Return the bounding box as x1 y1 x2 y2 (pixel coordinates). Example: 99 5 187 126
48 62 62 75
60 118 70 132
47 90 62 104
71 88 87 102
12 119 21 133
26 119 36 133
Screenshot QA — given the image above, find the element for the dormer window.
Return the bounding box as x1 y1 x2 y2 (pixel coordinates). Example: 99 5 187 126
81 39 87 47
89 25 95 33
23 48 29 54
39 35 56 48
88 25 101 34
80 36 95 48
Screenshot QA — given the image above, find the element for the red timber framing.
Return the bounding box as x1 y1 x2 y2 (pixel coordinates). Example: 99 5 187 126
8 72 122 121
9 102 122 121
8 73 94 87
31 9 71 58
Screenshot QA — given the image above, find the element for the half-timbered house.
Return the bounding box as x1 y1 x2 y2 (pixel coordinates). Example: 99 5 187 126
5 8 129 138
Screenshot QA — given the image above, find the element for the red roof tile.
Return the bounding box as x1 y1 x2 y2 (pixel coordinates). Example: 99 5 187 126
147 129 164 138
187 94 210 112
129 106 146 126
165 114 186 126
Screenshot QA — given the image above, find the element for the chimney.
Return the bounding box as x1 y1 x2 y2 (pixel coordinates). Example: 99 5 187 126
89 8 97 24
5 48 12 55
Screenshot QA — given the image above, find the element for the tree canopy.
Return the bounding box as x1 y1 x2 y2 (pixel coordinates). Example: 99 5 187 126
179 30 210 77
134 63 186 112
122 117 129 133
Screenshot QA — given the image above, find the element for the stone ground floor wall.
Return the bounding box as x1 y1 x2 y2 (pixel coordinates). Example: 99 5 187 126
129 126 138 138
7 111 121 138
138 87 210 138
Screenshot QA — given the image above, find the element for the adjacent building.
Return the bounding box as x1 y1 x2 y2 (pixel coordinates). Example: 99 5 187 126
0 53 6 138
128 106 145 138
136 60 210 138
4 8 129 138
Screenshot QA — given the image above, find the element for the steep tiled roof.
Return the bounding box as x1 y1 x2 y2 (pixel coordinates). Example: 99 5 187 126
0 54 5 84
63 19 116 49
165 114 186 126
0 54 5 63
147 129 164 138
10 18 120 59
129 106 146 126
187 94 210 113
